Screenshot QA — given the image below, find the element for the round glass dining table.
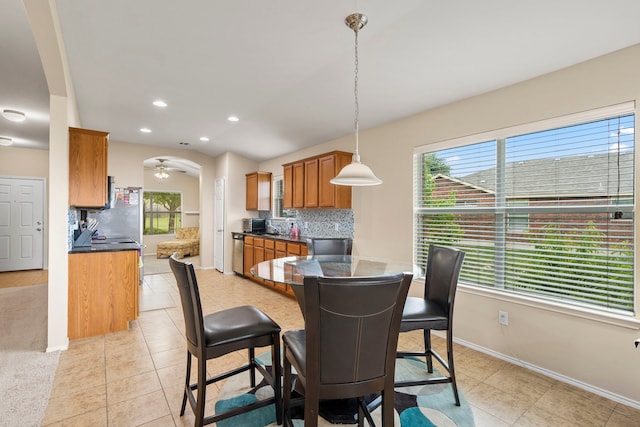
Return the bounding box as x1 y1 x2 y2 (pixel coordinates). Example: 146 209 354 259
251 255 422 285
251 255 423 314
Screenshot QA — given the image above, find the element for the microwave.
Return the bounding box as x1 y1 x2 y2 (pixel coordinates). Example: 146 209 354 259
242 218 266 233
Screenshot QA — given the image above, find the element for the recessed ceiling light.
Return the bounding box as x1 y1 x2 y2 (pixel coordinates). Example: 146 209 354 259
228 116 239 122
0 136 13 146
2 109 26 122
140 128 152 133
199 136 210 142
153 100 167 107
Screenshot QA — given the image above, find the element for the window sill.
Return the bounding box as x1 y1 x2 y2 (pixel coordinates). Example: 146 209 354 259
457 283 640 330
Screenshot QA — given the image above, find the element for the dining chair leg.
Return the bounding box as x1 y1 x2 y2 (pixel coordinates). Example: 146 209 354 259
357 396 365 427
304 388 319 427
282 351 292 427
180 351 190 416
424 330 433 373
382 388 394 426
249 347 256 387
447 331 461 406
271 333 283 425
195 355 207 426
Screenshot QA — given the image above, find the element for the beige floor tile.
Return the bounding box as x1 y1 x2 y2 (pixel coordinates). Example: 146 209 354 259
106 353 156 383
151 346 186 370
470 404 511 427
513 406 579 427
107 389 170 426
42 407 107 427
464 382 532 424
483 363 555 402
42 384 106 425
49 363 106 398
534 382 614 426
606 409 640 427
138 414 177 427
106 370 162 405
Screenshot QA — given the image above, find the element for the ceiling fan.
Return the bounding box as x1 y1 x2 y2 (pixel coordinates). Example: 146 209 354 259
148 158 186 179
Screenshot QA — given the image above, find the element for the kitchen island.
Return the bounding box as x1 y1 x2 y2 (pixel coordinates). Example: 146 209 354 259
68 239 141 339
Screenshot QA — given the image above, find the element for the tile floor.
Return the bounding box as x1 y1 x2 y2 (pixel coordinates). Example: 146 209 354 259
41 269 640 426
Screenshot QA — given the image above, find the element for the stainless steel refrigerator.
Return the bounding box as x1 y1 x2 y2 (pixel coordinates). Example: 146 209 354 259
88 186 144 279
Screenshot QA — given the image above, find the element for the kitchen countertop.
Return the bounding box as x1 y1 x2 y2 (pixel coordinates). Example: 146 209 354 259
235 232 309 243
69 236 141 254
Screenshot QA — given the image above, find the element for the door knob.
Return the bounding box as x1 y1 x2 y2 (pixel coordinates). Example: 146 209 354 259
37 228 42 231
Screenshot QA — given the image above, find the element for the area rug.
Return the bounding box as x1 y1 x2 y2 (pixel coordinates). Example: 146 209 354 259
0 284 60 427
216 352 475 426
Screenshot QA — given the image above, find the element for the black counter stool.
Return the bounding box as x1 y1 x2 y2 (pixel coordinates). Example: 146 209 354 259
395 244 465 405
169 254 282 426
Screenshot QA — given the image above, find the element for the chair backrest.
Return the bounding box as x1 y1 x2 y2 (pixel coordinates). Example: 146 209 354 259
424 245 465 315
306 237 353 256
302 273 412 395
169 254 204 355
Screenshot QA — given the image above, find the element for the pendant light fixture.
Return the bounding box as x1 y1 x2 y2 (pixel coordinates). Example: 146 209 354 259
330 13 382 186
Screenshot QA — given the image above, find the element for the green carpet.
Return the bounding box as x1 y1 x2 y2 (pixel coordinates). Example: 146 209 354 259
216 352 475 426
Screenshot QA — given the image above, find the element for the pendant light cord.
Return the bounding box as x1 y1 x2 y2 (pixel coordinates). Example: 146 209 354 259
353 21 361 163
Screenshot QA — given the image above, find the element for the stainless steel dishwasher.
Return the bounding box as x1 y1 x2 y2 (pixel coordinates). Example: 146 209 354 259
232 233 244 275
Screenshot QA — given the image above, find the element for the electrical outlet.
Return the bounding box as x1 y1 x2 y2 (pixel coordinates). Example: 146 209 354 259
304 222 309 229
335 222 340 231
498 311 509 326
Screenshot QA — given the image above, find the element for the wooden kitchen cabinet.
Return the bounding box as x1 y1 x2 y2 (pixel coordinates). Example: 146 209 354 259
69 127 109 207
244 237 308 297
243 236 255 277
319 151 353 208
246 171 272 211
283 164 293 209
292 162 305 208
283 151 352 209
68 250 139 339
304 157 319 208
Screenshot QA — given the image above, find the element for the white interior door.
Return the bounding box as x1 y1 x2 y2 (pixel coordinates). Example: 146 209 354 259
214 177 225 272
0 177 45 271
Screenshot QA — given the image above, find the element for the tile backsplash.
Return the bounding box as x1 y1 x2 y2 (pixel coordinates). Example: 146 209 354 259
262 209 354 238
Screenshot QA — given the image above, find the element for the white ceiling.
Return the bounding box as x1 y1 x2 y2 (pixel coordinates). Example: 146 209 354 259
4 1 640 171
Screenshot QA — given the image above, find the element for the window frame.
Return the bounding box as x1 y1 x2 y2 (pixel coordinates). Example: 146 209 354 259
143 190 183 235
413 102 637 318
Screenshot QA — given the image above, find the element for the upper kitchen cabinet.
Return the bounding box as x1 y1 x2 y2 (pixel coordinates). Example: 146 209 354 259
318 151 352 208
69 127 109 208
246 171 272 210
283 151 352 209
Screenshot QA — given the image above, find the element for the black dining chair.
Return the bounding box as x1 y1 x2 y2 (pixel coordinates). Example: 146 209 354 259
169 254 282 426
282 272 413 427
395 244 465 405
306 237 353 256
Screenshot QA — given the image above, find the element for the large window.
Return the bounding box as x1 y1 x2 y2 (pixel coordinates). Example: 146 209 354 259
414 104 635 314
144 191 182 235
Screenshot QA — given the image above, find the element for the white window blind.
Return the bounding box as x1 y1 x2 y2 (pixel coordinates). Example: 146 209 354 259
414 109 635 313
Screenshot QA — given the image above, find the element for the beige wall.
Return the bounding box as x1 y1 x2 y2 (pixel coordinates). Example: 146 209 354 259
214 152 259 273
257 45 640 406
0 146 49 176
107 140 214 263
141 168 200 255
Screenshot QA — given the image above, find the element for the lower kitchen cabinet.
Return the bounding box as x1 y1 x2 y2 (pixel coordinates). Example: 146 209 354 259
68 250 139 339
243 236 308 297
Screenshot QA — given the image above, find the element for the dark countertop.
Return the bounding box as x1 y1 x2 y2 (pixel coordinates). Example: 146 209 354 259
69 237 141 254
234 232 308 243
